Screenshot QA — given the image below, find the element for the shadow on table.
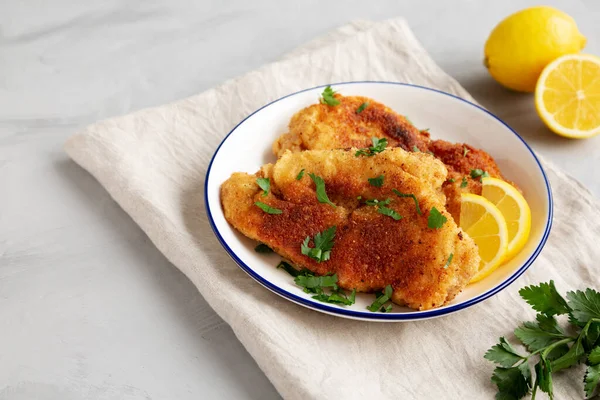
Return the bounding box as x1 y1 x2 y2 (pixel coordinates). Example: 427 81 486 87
460 75 582 151
55 158 281 400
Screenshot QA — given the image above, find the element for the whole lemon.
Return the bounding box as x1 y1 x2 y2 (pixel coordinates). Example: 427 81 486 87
484 6 586 92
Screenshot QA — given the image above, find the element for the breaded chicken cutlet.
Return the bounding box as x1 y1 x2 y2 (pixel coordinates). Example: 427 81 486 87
273 94 512 220
221 148 480 310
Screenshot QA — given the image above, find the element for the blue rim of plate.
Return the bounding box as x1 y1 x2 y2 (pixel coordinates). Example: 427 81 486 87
204 81 554 321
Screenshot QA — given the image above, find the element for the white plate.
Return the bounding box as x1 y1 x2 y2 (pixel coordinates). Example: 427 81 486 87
204 82 553 321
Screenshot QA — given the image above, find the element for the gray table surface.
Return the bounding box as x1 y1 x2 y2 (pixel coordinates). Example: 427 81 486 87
1 1 599 399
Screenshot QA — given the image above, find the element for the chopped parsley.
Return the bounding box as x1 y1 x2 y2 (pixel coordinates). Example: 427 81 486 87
367 285 393 312
427 151 434 156
356 102 369 114
296 169 305 180
444 253 454 269
404 115 413 124
320 86 340 106
463 147 470 157
365 198 402 220
368 175 384 187
255 201 282 214
428 207 447 229
461 176 468 188
412 145 420 152
308 173 336 208
301 226 336 263
448 178 456 183
470 169 490 181
254 243 273 253
392 189 422 215
422 128 430 132
277 261 309 277
355 137 388 157
281 266 356 306
256 177 270 196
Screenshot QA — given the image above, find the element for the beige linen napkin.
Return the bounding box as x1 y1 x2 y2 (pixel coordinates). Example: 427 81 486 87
65 18 600 399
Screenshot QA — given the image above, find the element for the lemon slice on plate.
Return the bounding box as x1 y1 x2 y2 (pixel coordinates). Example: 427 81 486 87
460 193 509 283
481 177 531 261
535 54 600 138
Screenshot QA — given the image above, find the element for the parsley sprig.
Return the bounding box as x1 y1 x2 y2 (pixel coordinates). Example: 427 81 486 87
301 226 336 263
355 137 388 157
485 280 600 399
320 86 340 106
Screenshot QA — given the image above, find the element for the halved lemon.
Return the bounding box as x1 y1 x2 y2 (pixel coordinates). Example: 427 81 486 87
481 177 531 261
535 54 600 138
460 193 509 283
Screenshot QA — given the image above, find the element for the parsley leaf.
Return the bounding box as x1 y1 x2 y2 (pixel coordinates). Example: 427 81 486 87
392 189 422 215
255 201 282 214
463 146 470 157
365 198 402 220
567 288 600 324
301 226 336 263
470 168 490 181
295 273 338 292
381 304 393 313
443 253 453 269
589 347 600 365
367 285 393 312
256 177 270 196
447 178 455 183
320 86 340 106
296 169 305 180
519 281 571 316
422 128 430 132
356 102 369 114
461 176 468 188
355 137 388 157
585 364 600 398
368 175 384 187
404 115 412 124
484 337 525 367
308 173 336 208
427 207 447 229
491 366 531 399
378 206 402 220
412 145 420 152
254 243 273 253
514 319 569 351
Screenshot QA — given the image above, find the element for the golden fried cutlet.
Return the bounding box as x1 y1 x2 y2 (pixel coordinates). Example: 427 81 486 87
273 95 430 157
221 148 480 310
273 94 512 221
429 139 510 219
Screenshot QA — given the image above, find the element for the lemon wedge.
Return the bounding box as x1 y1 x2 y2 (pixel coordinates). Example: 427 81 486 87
481 177 531 261
460 193 509 283
535 54 600 138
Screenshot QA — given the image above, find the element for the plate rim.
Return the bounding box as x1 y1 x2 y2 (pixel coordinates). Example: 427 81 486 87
204 81 554 321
